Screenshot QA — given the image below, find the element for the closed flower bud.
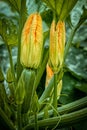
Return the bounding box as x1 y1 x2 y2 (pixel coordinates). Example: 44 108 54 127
20 13 43 69
49 20 65 72
45 64 54 87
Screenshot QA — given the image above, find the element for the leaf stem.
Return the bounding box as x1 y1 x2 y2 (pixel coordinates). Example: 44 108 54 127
64 27 76 60
53 73 57 116
64 17 86 60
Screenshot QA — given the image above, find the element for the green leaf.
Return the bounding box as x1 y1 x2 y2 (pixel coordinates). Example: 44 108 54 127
59 72 86 104
1 0 20 12
27 0 43 15
73 120 87 130
41 9 53 27
75 83 87 94
56 0 64 17
21 0 28 28
65 47 87 80
70 0 87 26
42 0 55 11
42 0 78 20
59 0 78 20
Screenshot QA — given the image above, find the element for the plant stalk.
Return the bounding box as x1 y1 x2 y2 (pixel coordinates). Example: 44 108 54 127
8 46 16 84
16 0 27 81
17 104 22 130
24 107 87 130
30 96 87 122
53 73 57 116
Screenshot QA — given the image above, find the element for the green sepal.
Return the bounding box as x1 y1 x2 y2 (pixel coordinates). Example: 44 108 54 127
15 70 26 105
8 83 15 97
31 92 39 114
21 69 35 113
6 67 14 83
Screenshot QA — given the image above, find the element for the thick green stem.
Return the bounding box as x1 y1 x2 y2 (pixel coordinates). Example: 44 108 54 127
17 104 22 130
24 107 87 130
16 0 27 81
16 17 23 81
38 96 87 120
53 73 57 116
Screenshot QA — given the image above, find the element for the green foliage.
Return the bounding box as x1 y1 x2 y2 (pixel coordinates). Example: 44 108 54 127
0 1 19 46
0 0 87 130
1 0 21 12
42 0 78 20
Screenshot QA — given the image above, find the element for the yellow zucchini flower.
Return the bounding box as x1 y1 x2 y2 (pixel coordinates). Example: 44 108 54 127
49 20 65 72
20 13 43 69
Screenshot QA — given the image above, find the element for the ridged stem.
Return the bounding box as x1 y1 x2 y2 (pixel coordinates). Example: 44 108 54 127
38 96 87 120
23 107 87 130
53 73 57 116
